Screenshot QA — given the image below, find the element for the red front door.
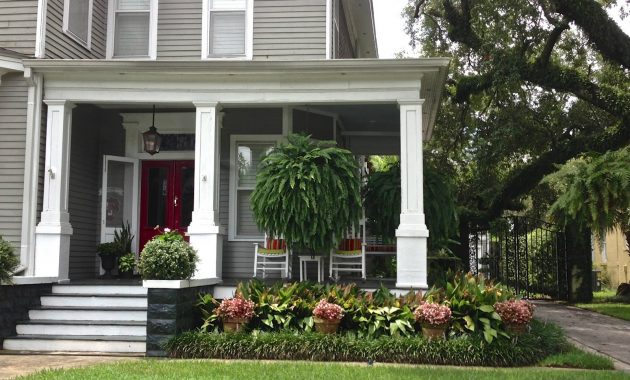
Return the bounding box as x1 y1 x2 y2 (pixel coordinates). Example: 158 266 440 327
140 160 195 250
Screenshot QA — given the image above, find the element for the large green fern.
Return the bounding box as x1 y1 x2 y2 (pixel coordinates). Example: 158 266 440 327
363 159 458 251
250 134 362 252
545 147 630 248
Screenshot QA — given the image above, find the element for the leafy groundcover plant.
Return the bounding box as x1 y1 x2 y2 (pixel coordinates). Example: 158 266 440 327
139 230 198 280
166 320 567 367
0 236 19 284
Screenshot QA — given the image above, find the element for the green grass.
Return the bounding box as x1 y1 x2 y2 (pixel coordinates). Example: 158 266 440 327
539 346 615 370
575 303 630 321
16 360 630 380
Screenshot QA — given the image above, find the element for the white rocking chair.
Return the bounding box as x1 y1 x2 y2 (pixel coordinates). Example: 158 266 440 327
329 227 366 281
253 236 291 279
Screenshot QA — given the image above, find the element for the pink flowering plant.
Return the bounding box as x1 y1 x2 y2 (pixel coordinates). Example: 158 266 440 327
313 299 344 321
414 302 452 327
216 296 255 320
494 300 534 325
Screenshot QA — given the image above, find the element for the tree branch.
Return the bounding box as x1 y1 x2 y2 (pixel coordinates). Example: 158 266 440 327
550 0 630 69
442 0 482 50
537 22 569 66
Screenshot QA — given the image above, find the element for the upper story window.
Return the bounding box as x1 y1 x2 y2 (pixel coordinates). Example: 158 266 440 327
203 0 253 59
63 0 93 49
108 0 157 59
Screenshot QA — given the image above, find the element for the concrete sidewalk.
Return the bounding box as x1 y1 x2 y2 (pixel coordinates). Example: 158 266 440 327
533 301 630 370
0 353 138 379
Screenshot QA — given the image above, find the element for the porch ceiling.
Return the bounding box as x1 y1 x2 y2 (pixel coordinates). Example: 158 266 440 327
23 58 450 140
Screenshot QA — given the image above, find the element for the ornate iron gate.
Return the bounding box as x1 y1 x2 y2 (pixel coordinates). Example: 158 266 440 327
469 217 568 300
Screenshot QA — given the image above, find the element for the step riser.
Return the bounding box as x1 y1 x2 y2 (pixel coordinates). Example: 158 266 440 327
52 285 147 296
29 309 146 322
3 339 145 353
16 324 146 337
40 296 147 308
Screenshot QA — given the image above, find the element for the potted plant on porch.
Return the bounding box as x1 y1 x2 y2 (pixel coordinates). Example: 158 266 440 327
97 242 119 279
117 253 136 279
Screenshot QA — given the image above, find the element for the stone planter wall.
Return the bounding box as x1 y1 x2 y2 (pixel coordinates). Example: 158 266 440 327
146 285 215 357
0 284 52 344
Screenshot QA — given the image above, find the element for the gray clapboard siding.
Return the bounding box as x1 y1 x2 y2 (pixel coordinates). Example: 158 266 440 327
253 0 326 60
157 0 202 59
0 73 28 248
219 108 283 279
67 106 125 279
45 0 107 59
0 1 38 56
335 0 354 58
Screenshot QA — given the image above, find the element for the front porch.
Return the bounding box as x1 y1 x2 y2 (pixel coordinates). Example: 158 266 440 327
16 59 449 291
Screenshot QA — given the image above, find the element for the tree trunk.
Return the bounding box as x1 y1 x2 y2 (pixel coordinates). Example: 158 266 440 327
565 224 593 303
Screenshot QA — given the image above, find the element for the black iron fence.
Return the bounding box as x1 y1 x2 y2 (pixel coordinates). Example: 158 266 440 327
469 216 568 300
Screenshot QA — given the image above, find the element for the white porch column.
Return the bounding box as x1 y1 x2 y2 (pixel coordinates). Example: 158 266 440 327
34 100 74 280
396 99 429 289
188 102 224 279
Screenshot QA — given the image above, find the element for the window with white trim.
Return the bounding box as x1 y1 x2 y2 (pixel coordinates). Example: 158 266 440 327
229 136 279 240
206 0 250 58
112 0 152 57
63 0 93 48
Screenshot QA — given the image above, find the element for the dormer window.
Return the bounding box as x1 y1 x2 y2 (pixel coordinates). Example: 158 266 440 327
202 0 253 59
107 0 157 59
63 0 93 49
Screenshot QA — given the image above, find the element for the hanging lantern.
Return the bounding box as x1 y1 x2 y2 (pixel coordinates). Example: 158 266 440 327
142 105 162 155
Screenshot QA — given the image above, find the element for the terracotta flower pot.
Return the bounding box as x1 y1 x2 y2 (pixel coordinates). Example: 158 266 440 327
422 324 447 341
222 317 249 332
313 317 341 334
504 322 528 335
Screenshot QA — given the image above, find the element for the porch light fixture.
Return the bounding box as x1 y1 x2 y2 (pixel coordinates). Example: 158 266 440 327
142 105 162 155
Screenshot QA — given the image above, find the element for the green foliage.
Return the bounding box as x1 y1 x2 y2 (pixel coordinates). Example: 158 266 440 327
117 253 136 274
96 242 119 257
363 160 458 251
544 147 630 245
167 320 566 367
250 134 361 252
138 231 198 280
0 236 19 284
113 222 134 256
539 346 615 370
424 272 515 343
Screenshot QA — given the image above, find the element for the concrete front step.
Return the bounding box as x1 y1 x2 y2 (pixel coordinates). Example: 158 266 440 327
16 320 146 337
51 285 147 296
40 294 148 308
29 307 147 322
3 335 146 353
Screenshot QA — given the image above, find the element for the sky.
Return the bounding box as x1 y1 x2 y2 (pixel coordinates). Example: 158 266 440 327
373 0 630 59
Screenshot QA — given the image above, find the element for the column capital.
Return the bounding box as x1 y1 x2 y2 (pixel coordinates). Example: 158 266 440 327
43 99 76 108
397 99 425 107
193 101 220 109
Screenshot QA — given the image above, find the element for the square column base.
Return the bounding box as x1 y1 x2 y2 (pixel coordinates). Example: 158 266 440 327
188 224 225 279
395 225 429 290
34 223 73 280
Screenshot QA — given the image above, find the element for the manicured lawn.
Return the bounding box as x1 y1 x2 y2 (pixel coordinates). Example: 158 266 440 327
17 360 630 380
539 346 614 370
575 303 630 321
574 290 630 321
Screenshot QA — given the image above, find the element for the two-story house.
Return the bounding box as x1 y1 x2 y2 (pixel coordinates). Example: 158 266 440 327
0 0 449 353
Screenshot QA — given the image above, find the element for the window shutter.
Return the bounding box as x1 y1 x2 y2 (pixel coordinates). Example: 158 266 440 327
67 0 90 43
114 13 150 56
209 11 246 56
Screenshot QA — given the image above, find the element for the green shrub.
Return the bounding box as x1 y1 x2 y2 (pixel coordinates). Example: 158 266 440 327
166 320 566 367
250 134 362 252
139 231 198 280
96 242 119 257
0 236 19 284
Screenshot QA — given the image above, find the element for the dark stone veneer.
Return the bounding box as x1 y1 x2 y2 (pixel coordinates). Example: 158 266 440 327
0 283 52 344
146 285 214 357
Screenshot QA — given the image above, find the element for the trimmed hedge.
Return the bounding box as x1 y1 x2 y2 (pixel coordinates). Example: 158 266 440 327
166 320 567 367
